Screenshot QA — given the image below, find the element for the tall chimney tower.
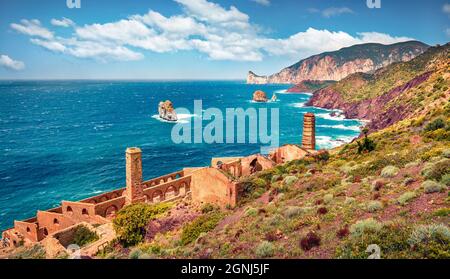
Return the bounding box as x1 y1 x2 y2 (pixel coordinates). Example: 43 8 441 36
302 113 316 151
125 147 145 205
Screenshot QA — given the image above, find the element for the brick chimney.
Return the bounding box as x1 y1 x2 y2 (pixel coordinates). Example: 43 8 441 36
125 147 145 204
302 113 316 151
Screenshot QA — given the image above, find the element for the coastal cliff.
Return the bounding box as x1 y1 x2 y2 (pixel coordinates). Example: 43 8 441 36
247 41 429 84
306 43 450 132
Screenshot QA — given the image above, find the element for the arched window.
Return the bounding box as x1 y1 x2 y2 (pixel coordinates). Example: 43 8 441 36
43 228 48 236
66 206 73 214
82 208 88 215
53 218 59 225
26 227 31 233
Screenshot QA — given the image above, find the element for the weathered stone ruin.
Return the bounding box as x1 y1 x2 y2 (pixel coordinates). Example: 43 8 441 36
1 113 319 255
158 100 178 121
302 113 316 151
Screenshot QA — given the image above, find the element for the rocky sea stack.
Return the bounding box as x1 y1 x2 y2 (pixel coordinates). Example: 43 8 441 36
158 100 178 122
253 90 268 102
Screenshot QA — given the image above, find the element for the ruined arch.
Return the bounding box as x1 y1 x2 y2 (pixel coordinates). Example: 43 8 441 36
105 205 118 219
164 185 178 199
82 208 89 216
53 218 59 225
66 206 73 214
152 190 163 202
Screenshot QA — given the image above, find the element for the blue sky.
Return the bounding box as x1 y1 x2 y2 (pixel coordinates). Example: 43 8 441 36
0 0 449 79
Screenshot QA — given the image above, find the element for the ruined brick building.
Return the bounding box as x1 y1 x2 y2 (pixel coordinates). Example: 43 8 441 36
1 113 317 251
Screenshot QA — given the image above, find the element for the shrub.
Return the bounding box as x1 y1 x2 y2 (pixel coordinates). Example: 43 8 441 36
317 207 328 215
421 159 450 181
181 212 223 245
283 206 303 219
244 207 258 217
442 149 450 159
300 232 321 251
424 118 445 132
433 208 450 217
397 192 417 205
441 174 450 186
336 223 411 259
271 175 281 183
371 180 384 192
73 225 99 247
357 134 376 154
10 244 46 259
381 166 399 178
201 203 218 214
323 194 333 204
366 201 383 213
407 224 450 258
255 241 275 258
422 180 446 194
402 177 415 186
283 176 298 187
113 203 171 247
344 197 356 205
337 227 350 239
349 218 383 238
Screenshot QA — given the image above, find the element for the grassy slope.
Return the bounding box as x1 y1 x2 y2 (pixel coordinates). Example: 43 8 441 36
332 44 449 102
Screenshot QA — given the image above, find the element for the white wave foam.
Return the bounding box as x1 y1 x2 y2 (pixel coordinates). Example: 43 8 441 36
317 124 361 132
274 89 287 93
291 102 305 108
316 135 356 149
152 113 197 124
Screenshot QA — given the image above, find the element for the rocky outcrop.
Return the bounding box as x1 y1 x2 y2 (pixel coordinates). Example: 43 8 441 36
158 100 178 121
287 80 336 93
252 90 268 102
247 41 429 84
306 71 433 132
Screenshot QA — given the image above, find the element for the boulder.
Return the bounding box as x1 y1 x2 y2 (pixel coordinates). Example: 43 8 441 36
252 90 268 102
158 100 178 122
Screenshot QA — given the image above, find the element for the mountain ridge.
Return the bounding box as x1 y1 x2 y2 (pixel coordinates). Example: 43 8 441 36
247 41 430 84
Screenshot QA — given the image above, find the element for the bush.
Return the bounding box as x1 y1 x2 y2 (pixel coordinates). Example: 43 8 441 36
349 218 383 238
371 180 384 192
344 197 356 205
433 208 450 217
317 207 328 215
424 118 445 132
271 175 281 183
357 135 376 154
366 201 383 213
442 149 450 159
244 207 258 217
397 192 417 205
422 180 446 194
10 244 46 259
336 223 411 259
255 241 275 258
181 212 223 245
73 225 99 247
283 176 298 187
407 224 450 258
421 159 450 181
381 166 399 178
283 206 303 219
201 203 218 214
323 194 333 204
300 232 321 251
441 174 450 186
113 203 171 247
402 177 415 186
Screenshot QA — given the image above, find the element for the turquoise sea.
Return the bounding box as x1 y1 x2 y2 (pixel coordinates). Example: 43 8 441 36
0 81 363 231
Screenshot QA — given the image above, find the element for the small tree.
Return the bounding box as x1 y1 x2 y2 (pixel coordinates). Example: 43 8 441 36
357 128 376 154
113 203 171 247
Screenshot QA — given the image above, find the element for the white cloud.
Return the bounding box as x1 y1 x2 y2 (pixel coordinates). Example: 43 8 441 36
443 3 450 16
11 19 53 39
250 0 270 6
10 0 414 62
308 7 354 18
51 17 75 27
0 55 25 70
